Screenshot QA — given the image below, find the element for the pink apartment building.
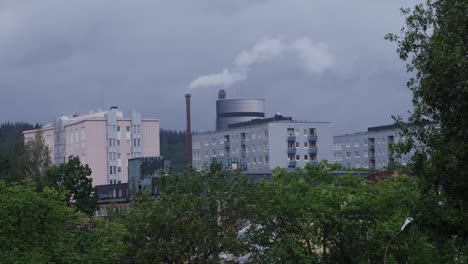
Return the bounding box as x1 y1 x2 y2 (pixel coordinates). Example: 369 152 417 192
23 107 160 186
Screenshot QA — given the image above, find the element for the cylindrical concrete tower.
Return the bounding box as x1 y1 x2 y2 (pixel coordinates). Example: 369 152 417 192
216 90 265 130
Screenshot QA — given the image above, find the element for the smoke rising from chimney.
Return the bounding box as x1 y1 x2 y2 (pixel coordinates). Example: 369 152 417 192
188 37 335 90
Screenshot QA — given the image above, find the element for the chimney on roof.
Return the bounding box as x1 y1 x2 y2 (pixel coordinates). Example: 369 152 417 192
218 89 226 100
110 106 118 110
185 93 192 171
72 113 79 117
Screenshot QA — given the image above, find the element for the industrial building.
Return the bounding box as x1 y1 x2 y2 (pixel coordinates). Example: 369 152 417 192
333 124 422 170
191 90 334 171
23 107 160 186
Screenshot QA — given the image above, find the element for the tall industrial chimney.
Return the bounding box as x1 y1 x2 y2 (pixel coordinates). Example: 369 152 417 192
185 93 192 170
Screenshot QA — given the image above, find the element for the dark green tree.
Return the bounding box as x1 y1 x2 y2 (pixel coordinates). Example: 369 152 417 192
385 0 468 257
121 167 254 263
46 156 97 216
385 0 467 205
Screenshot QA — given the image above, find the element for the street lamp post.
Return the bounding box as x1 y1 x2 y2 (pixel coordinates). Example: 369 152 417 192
383 217 413 264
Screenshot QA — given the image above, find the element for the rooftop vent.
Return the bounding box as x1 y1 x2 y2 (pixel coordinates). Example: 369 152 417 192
218 89 226 100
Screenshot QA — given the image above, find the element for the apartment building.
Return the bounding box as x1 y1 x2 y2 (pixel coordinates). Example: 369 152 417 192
333 124 420 170
192 115 333 171
23 107 160 186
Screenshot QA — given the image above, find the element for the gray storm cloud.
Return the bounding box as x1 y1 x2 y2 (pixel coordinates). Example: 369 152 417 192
188 37 335 90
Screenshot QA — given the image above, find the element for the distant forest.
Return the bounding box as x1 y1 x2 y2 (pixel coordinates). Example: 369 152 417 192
0 122 188 179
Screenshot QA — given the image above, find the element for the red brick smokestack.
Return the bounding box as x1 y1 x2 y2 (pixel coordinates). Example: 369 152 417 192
185 93 192 170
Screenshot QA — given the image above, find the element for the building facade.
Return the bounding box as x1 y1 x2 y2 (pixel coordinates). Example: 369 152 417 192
23 108 160 186
192 115 334 171
333 124 420 170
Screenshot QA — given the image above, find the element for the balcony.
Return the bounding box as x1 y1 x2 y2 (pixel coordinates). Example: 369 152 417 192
369 144 375 150
241 140 246 145
288 148 296 155
288 161 296 168
308 148 318 155
308 135 317 141
287 135 296 142
224 142 230 148
369 156 375 161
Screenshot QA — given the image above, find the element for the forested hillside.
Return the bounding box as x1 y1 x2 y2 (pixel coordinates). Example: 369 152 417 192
159 129 187 172
0 122 38 181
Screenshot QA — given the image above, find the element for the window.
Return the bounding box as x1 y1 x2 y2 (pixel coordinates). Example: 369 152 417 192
205 151 209 157
354 141 359 147
212 138 216 145
346 152 351 158
355 162 360 169
109 166 113 174
287 128 294 136
117 140 120 146
296 155 300 161
109 139 112 147
304 142 309 148
118 167 121 173
137 139 141 147
295 142 300 148
117 126 121 132
252 133 256 140
117 153 121 159
126 139 130 145
304 129 308 136
346 142 350 148
264 143 269 151
253 157 256 164
309 128 316 136
126 126 130 132
264 130 268 139
304 155 309 160
265 156 269 164
252 145 256 152
219 138 224 144
355 151 360 158
364 161 369 168
212 150 216 156
364 151 368 157
246 146 250 152
258 156 262 163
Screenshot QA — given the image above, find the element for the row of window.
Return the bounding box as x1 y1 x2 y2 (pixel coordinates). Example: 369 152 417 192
288 141 317 149
287 128 317 136
288 154 317 161
109 125 139 133
109 165 122 175
108 152 122 161
247 155 269 165
194 130 269 148
107 138 140 148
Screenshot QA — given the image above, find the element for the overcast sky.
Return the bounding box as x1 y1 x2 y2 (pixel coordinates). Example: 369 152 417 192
0 0 415 134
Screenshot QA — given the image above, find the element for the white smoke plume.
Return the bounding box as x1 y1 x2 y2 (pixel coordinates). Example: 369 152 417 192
188 37 335 90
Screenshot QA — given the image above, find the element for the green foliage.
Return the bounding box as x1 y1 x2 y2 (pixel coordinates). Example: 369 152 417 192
46 156 97 216
386 0 468 257
120 167 254 263
0 181 125 263
386 0 468 206
243 164 449 263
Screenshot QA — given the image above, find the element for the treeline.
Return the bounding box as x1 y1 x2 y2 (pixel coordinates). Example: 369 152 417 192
1 162 467 263
0 122 39 182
